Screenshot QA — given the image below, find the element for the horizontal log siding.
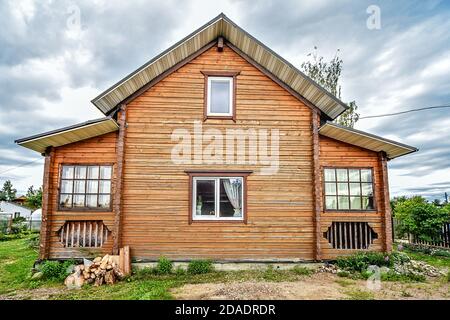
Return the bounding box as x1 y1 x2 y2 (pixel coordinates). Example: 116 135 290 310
319 136 385 259
47 132 117 258
123 45 315 261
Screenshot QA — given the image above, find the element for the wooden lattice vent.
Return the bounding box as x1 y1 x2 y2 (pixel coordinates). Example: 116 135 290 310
324 222 378 250
58 221 111 248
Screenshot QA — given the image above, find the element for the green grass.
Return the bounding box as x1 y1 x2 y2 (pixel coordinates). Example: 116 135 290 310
401 250 450 268
0 237 317 299
0 236 61 295
344 289 375 300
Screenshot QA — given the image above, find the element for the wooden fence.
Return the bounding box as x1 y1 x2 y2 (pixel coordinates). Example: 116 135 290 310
393 218 450 249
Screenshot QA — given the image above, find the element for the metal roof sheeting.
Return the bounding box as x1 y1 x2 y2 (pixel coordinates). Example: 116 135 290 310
91 13 348 119
319 122 418 159
15 117 119 153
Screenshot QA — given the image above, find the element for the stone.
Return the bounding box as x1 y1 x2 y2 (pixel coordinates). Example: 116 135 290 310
31 272 43 280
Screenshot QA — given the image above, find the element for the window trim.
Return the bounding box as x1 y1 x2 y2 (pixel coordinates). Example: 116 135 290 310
185 170 251 224
201 70 240 122
57 163 114 212
322 166 376 212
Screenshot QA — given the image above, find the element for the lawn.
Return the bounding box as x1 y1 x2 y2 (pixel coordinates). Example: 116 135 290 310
0 236 314 300
0 236 449 300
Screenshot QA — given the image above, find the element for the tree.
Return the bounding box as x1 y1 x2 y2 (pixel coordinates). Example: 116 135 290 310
0 180 17 201
394 196 450 242
24 185 43 210
301 47 360 127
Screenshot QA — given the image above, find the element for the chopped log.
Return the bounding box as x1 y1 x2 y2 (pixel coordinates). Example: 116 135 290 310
105 271 115 285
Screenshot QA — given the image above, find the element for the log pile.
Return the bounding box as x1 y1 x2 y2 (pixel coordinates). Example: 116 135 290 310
64 254 124 289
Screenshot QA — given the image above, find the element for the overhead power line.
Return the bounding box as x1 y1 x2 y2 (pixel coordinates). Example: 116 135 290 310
359 105 450 119
0 158 42 176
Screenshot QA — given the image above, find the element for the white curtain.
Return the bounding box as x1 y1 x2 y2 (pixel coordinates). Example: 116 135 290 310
223 179 242 216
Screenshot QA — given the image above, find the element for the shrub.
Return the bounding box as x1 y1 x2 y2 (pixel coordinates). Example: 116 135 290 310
175 266 186 276
187 260 213 274
337 270 350 278
40 259 75 281
336 252 391 272
293 266 313 276
156 256 173 274
447 271 450 283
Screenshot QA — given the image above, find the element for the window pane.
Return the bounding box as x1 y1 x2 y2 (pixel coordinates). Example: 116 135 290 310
74 180 85 194
362 196 374 210
210 79 230 114
338 196 350 210
349 183 361 195
100 166 112 179
361 169 372 182
99 181 111 194
86 180 98 193
336 169 348 181
73 195 85 207
75 166 86 179
324 169 336 181
349 169 360 182
350 196 362 210
219 178 242 217
195 180 215 216
59 194 72 208
337 183 349 195
325 183 336 195
325 196 337 210
61 166 74 179
86 195 97 208
87 166 99 179
61 180 73 193
361 183 373 196
98 195 110 208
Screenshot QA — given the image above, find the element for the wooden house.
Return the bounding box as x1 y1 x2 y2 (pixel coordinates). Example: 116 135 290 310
15 14 417 262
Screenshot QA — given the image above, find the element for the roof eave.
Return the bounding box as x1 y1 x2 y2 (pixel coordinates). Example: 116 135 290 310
319 121 418 160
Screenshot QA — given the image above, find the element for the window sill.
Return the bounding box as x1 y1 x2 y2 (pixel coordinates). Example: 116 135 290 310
323 209 377 213
190 218 246 224
203 115 236 122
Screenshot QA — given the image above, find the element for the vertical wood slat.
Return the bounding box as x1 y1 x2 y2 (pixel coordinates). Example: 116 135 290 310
100 223 104 247
83 222 86 247
325 222 378 250
59 221 110 248
77 222 81 247
343 223 348 249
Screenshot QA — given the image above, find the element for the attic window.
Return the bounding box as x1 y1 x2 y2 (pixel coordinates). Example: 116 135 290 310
201 71 240 121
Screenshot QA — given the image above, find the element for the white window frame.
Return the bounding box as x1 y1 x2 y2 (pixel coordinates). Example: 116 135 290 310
206 76 233 117
192 176 244 221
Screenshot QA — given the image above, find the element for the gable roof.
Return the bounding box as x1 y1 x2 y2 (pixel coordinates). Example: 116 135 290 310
91 13 348 119
15 117 118 154
319 122 418 160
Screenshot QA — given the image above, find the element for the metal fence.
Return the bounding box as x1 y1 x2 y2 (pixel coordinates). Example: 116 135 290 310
0 214 41 234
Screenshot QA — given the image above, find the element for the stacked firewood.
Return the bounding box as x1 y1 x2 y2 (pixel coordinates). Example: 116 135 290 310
64 254 124 288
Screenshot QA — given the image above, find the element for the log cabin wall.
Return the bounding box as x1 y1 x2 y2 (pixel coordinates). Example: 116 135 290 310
123 44 316 261
319 135 386 259
42 44 390 261
47 132 117 258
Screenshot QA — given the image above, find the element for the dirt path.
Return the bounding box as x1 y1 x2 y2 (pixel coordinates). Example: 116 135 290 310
172 273 450 300
0 287 66 300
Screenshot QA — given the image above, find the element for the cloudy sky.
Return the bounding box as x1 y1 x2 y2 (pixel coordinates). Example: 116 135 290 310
0 0 449 200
